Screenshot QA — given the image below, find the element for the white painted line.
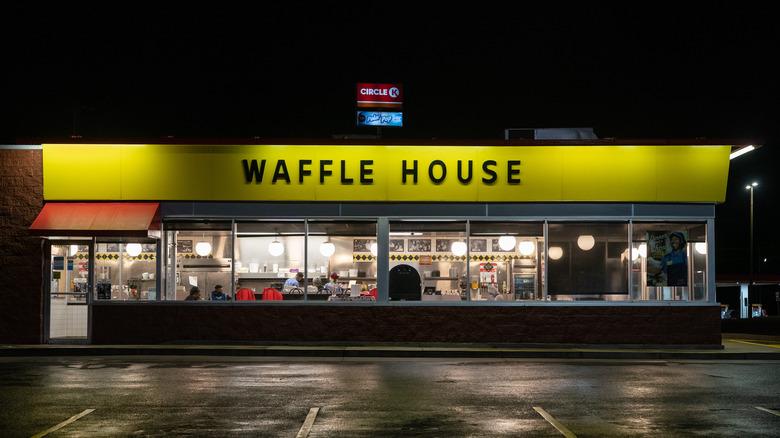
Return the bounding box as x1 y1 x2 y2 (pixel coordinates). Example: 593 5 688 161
533 406 577 438
296 407 320 438
755 406 780 417
31 408 95 438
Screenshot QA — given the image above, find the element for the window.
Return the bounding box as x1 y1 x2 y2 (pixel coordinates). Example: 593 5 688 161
165 222 233 301
547 222 629 301
94 241 158 301
308 221 377 301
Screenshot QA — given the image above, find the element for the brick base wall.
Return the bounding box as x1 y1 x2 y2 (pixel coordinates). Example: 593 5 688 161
92 304 722 345
0 149 44 344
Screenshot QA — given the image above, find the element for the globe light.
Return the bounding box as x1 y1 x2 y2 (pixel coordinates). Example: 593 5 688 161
70 244 79 256
319 240 335 257
631 247 640 261
125 243 142 257
548 246 563 260
498 235 516 251
268 240 284 257
370 242 378 257
695 242 707 254
518 240 535 256
451 241 467 256
195 242 211 256
577 235 595 251
638 243 647 258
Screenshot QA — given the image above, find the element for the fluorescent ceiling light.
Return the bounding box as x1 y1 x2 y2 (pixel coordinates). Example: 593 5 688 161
730 145 755 160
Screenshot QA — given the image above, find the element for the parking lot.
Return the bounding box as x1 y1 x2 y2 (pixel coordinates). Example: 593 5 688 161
2 353 779 437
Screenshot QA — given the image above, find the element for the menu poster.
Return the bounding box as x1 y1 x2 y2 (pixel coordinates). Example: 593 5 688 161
177 240 193 253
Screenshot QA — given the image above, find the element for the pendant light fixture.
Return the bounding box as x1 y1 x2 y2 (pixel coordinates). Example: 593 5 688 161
125 243 142 257
195 242 212 256
518 240 535 256
577 235 595 251
498 235 516 251
320 240 335 257
451 241 467 257
548 246 563 260
268 238 284 257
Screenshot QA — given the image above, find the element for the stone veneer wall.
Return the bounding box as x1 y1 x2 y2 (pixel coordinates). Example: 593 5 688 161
0 149 44 344
91 304 722 345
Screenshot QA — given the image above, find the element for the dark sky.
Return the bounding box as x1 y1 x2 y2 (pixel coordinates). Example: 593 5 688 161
2 4 778 274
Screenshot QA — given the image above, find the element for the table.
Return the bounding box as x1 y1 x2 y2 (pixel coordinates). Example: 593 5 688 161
327 295 376 302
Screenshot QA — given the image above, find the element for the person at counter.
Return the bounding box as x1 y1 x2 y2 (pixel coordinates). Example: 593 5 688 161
324 272 342 295
210 285 230 301
284 272 304 288
185 287 201 301
660 232 688 286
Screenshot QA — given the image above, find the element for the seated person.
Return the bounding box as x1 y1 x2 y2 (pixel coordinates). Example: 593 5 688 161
210 285 230 301
324 272 342 295
185 286 201 301
284 272 304 291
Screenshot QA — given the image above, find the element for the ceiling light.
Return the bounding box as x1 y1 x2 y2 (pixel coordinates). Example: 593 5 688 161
125 243 142 257
518 240 535 256
498 235 516 251
320 240 335 257
195 242 212 256
548 246 563 260
268 239 284 257
695 242 707 254
577 235 595 251
370 242 378 257
451 241 467 256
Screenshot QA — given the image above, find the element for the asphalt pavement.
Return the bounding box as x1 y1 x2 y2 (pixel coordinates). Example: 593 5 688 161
2 334 778 360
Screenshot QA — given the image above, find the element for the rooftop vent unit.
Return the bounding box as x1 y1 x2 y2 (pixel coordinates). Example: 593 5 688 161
504 127 597 140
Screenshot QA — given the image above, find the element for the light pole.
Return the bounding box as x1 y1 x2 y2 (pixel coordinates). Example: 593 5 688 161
746 182 757 317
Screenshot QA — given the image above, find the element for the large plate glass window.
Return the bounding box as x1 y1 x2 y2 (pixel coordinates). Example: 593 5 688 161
235 220 306 301
165 222 233 301
94 240 158 301
308 220 377 302
388 220 467 302
547 222 629 301
469 221 544 302
631 222 706 301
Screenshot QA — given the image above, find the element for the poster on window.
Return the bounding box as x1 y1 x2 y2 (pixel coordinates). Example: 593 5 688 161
646 231 688 286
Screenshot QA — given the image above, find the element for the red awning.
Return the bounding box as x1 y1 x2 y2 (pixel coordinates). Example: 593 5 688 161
29 203 161 238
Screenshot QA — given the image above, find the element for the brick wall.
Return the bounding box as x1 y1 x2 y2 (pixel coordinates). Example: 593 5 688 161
92 304 723 345
0 148 44 343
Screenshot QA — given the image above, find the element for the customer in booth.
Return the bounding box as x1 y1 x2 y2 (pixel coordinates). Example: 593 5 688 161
660 232 688 286
210 284 230 301
185 286 201 301
284 272 304 288
324 272 342 295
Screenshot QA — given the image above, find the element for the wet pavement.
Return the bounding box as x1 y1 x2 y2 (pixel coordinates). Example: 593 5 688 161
1 341 779 437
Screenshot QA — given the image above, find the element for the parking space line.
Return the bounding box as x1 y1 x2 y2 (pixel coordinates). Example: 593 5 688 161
731 340 780 349
533 406 577 437
30 408 95 438
296 407 320 438
755 406 780 417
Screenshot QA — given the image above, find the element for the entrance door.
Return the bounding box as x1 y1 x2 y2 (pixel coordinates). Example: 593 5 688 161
46 241 92 343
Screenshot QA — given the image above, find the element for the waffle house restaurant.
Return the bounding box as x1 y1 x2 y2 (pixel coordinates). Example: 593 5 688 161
24 140 740 345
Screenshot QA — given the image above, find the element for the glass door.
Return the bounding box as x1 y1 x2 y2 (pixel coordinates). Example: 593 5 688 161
46 241 92 343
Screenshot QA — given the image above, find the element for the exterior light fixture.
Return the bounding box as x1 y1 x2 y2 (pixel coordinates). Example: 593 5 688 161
548 246 563 260
498 235 516 251
451 241 467 256
577 235 595 251
319 240 335 257
195 242 211 256
268 239 284 257
125 243 142 257
730 145 755 160
518 240 535 256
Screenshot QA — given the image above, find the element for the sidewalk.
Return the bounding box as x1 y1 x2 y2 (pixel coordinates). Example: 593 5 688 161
2 335 778 360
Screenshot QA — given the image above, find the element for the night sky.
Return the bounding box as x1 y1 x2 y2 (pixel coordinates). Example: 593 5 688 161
2 5 778 275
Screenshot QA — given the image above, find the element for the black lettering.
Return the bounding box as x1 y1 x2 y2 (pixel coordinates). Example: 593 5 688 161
320 160 333 183
402 160 418 184
242 159 266 183
482 160 497 184
428 160 447 184
272 160 290 183
299 159 312 183
360 160 373 184
457 160 472 183
340 160 353 184
507 160 521 184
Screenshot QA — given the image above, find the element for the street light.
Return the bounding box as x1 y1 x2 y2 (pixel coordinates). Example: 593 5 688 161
746 182 758 316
